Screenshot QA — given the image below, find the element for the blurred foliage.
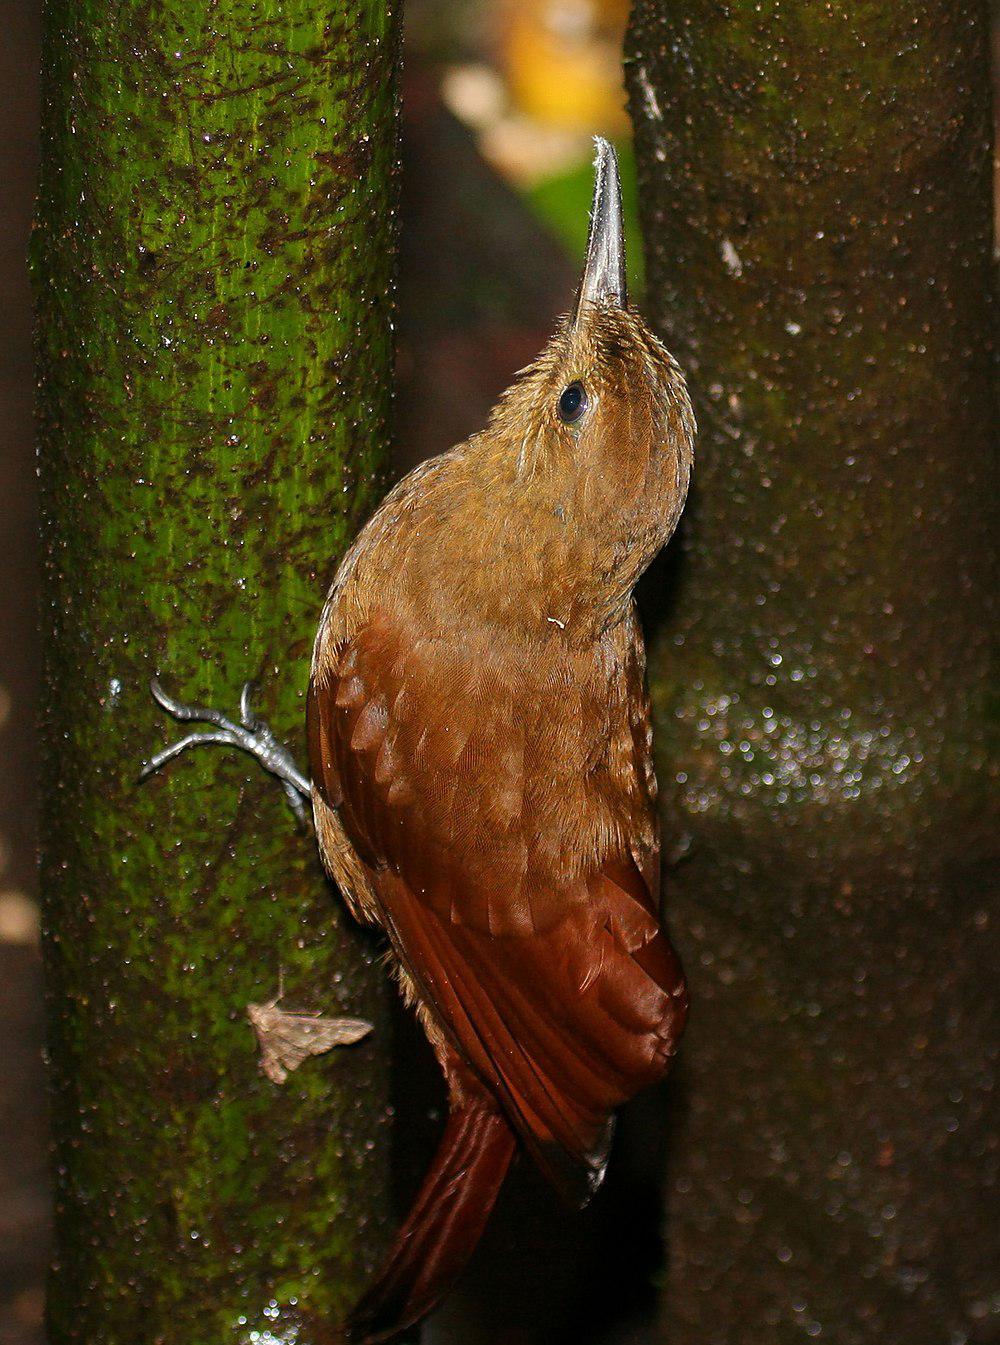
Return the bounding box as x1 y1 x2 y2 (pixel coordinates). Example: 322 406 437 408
502 0 630 136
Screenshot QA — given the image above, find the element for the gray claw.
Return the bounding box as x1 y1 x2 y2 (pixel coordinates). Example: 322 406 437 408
239 682 257 730
141 678 312 821
281 779 311 828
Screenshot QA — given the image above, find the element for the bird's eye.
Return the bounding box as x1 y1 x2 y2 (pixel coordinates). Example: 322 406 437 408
557 382 588 424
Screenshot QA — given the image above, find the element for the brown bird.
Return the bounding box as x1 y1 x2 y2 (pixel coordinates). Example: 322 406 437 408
144 137 694 1344
308 137 694 1340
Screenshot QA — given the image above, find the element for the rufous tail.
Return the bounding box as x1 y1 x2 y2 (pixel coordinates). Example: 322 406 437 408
345 1096 516 1344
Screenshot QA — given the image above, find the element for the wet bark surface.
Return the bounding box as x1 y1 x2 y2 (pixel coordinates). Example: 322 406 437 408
626 3 998 1342
33 2 401 1340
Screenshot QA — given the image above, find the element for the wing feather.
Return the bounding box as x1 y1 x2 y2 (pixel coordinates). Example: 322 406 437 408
309 609 687 1201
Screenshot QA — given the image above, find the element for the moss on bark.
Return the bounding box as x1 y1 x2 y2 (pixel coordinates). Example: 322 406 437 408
33 2 401 1340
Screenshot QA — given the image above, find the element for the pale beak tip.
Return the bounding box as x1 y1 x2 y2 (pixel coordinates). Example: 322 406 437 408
573 135 628 324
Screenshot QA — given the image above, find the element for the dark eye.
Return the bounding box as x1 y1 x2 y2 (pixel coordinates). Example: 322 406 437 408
557 382 588 424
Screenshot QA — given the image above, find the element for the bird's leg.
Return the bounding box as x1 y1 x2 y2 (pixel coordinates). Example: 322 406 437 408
139 678 312 827
141 693 372 1059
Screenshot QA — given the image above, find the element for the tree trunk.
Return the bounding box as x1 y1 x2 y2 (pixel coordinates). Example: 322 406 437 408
33 2 401 1341
626 3 997 1343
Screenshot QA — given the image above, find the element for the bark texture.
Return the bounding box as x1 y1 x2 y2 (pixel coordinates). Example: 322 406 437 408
625 3 997 1342
33 2 400 1340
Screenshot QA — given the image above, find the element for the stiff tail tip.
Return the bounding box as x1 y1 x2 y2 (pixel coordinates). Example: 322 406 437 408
345 1097 516 1344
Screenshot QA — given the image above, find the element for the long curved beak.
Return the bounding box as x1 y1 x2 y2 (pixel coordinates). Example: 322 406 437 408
572 136 627 326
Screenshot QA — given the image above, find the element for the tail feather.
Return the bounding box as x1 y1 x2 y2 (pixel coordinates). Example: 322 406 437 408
346 1097 516 1344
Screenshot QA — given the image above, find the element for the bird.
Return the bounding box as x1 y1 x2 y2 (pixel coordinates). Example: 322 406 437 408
143 136 695 1344
306 138 694 1341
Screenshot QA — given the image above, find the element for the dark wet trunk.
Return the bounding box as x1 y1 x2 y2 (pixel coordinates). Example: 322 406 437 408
32 2 401 1340
626 3 997 1342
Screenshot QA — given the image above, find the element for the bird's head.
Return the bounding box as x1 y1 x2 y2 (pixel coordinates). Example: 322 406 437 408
478 138 695 612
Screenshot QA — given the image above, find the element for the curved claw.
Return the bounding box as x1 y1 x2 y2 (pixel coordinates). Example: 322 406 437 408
239 681 258 730
140 677 312 821
281 779 311 828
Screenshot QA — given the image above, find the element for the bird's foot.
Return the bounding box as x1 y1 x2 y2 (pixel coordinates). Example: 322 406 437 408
139 678 312 827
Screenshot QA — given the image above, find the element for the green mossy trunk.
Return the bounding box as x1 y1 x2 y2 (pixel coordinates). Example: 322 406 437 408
626 3 996 1342
33 2 401 1341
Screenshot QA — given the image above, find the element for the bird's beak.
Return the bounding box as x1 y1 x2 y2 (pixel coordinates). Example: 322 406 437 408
572 136 627 327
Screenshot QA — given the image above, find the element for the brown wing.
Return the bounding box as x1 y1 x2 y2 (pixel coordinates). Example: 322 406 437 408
308 611 687 1202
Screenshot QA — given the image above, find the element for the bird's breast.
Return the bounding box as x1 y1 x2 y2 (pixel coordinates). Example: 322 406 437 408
321 596 656 937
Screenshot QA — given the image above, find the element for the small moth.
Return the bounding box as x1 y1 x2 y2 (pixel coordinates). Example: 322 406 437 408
247 992 373 1085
